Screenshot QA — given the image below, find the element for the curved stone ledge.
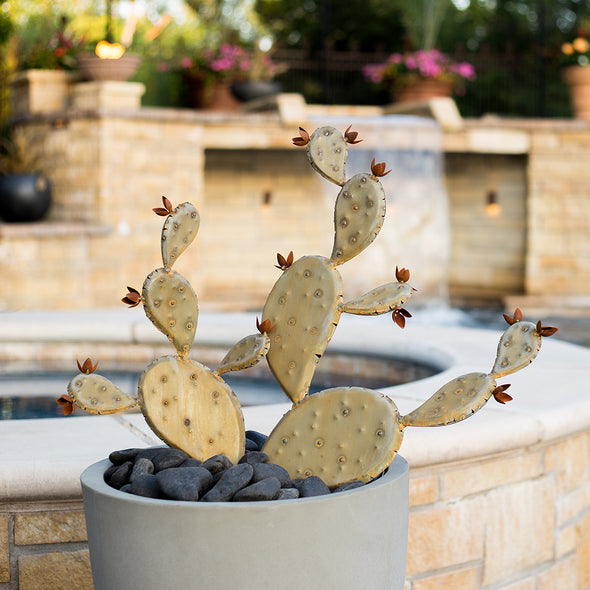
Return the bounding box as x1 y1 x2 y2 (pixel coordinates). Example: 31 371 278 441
0 311 585 500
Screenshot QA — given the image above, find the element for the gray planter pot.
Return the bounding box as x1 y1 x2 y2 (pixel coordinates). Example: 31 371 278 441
230 81 282 102
81 455 409 590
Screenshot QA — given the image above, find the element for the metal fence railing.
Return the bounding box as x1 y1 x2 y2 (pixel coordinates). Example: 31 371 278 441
273 44 573 118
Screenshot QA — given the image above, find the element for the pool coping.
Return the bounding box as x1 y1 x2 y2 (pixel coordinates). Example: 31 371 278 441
0 309 587 501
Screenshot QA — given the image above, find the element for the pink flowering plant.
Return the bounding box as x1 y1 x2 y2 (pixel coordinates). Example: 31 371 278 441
177 43 284 84
19 27 86 71
363 49 476 92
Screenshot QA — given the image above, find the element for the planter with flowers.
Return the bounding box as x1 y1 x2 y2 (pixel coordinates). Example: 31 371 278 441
363 49 476 104
10 25 84 116
230 45 286 103
178 44 284 111
562 36 590 121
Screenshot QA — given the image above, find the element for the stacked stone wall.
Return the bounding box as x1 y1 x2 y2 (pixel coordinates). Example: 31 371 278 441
526 127 590 296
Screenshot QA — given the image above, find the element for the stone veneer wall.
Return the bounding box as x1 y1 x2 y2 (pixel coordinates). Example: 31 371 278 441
2 430 590 589
0 502 91 590
3 112 590 311
443 119 590 305
405 430 590 589
526 123 590 297
0 114 205 310
0 114 335 311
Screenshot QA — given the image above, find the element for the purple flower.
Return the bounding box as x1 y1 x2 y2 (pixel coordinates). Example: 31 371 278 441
405 57 418 70
180 57 193 69
172 43 281 81
363 49 476 87
450 62 476 81
420 61 441 77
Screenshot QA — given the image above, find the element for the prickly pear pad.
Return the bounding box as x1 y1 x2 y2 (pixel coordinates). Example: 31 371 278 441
215 333 271 376
343 282 414 315
262 256 343 403
67 373 138 414
491 321 542 378
402 372 497 427
161 202 200 269
138 355 245 463
331 173 386 265
263 387 403 487
306 126 347 185
142 268 198 357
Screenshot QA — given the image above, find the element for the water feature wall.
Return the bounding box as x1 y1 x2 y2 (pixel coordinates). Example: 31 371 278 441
1 109 450 310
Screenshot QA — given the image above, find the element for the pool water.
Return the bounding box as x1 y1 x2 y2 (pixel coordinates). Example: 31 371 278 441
0 305 580 420
0 370 141 420
0 356 437 420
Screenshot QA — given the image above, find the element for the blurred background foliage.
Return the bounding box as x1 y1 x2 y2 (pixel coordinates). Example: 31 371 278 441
3 0 590 117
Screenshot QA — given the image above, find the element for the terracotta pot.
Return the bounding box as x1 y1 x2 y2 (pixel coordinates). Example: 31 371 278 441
81 455 409 590
184 75 241 111
206 81 241 111
76 53 141 82
563 66 590 121
395 79 454 104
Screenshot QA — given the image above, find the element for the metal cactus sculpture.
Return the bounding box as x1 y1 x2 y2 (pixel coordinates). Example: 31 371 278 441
62 197 271 464
259 125 557 487
60 125 557 492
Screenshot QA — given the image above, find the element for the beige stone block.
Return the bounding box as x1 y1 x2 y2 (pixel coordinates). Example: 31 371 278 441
467 128 530 153
557 484 590 526
545 432 590 494
407 497 484 576
412 565 479 590
9 69 73 115
441 451 542 499
482 476 555 586
529 131 559 150
537 555 577 590
14 510 87 545
19 550 93 590
72 81 145 110
499 578 536 590
576 510 590 589
540 161 590 182
0 514 8 583
556 130 590 146
409 474 439 506
557 524 576 558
